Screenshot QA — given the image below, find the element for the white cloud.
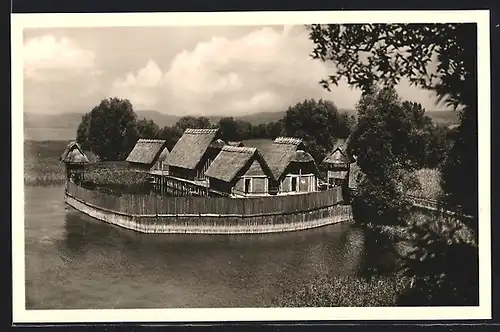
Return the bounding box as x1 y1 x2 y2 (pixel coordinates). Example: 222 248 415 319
24 35 97 80
109 25 450 116
110 26 344 115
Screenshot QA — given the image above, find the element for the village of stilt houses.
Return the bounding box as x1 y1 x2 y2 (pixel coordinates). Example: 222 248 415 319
60 128 360 234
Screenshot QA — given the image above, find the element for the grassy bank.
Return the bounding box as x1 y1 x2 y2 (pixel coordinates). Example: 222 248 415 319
272 275 412 307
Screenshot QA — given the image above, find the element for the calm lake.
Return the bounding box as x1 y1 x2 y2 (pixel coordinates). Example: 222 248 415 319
25 185 392 309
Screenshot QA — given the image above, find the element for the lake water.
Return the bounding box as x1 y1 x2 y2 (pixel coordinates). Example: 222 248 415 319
24 185 390 309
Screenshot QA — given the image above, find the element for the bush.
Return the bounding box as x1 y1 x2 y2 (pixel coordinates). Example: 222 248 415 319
377 213 478 306
408 168 443 200
352 165 419 227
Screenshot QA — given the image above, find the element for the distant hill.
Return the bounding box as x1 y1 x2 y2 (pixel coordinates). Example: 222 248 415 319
23 109 460 141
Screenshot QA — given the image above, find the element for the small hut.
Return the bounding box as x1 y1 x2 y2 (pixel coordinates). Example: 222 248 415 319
205 145 273 196
244 137 320 194
59 141 90 183
321 139 354 189
126 139 169 171
166 128 221 181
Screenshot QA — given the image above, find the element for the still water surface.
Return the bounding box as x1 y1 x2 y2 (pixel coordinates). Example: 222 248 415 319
25 185 384 309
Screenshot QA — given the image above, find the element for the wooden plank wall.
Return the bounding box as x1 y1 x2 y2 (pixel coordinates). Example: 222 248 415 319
66 181 343 216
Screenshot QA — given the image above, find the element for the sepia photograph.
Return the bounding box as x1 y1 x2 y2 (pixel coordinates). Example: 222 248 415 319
12 10 491 323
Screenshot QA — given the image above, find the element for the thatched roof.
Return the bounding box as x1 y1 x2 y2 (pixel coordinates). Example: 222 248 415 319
205 145 272 183
322 139 354 165
259 143 297 180
274 137 303 146
156 146 170 164
126 139 168 165
83 150 100 163
210 138 227 149
292 150 321 176
243 138 308 180
167 128 219 170
227 141 244 147
291 150 314 163
60 141 89 164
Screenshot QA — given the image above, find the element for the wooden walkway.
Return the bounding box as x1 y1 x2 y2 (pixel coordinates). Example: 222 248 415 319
349 188 473 220
406 195 474 220
148 172 227 197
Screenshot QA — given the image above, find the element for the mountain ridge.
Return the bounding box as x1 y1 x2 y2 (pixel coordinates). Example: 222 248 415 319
23 109 460 141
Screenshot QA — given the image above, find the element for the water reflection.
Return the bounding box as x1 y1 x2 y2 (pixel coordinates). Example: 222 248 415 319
27 186 373 309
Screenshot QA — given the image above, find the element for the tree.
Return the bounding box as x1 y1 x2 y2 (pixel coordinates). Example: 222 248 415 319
267 120 284 139
217 117 253 141
175 116 211 132
250 123 270 138
349 87 420 226
86 97 139 161
424 123 454 169
76 113 91 151
308 23 478 219
282 99 351 162
159 125 184 151
349 88 430 172
137 118 160 139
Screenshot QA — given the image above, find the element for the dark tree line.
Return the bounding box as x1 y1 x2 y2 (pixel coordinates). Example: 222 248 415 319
76 97 358 164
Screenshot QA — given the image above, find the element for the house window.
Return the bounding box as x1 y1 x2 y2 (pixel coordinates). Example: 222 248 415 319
244 178 251 194
291 177 297 192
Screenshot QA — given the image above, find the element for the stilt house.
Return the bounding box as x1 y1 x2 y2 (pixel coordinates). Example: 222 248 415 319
166 128 221 181
321 139 355 192
245 137 321 195
204 145 274 196
126 139 169 172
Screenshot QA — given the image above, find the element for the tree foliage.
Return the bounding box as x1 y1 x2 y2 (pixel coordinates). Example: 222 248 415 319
79 98 139 161
349 87 422 225
218 117 250 142
76 113 91 151
282 99 351 162
308 22 478 219
309 23 476 109
137 118 161 139
175 116 212 132
158 125 184 151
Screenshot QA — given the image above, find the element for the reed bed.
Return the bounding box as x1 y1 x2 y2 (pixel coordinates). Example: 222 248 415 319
24 140 69 186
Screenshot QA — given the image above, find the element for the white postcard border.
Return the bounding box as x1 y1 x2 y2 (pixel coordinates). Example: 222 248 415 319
11 10 491 323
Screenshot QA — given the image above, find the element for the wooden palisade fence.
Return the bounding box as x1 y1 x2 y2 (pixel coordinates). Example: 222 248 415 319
65 180 352 234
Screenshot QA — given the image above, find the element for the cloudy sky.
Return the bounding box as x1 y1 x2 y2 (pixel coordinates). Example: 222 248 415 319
23 25 449 116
